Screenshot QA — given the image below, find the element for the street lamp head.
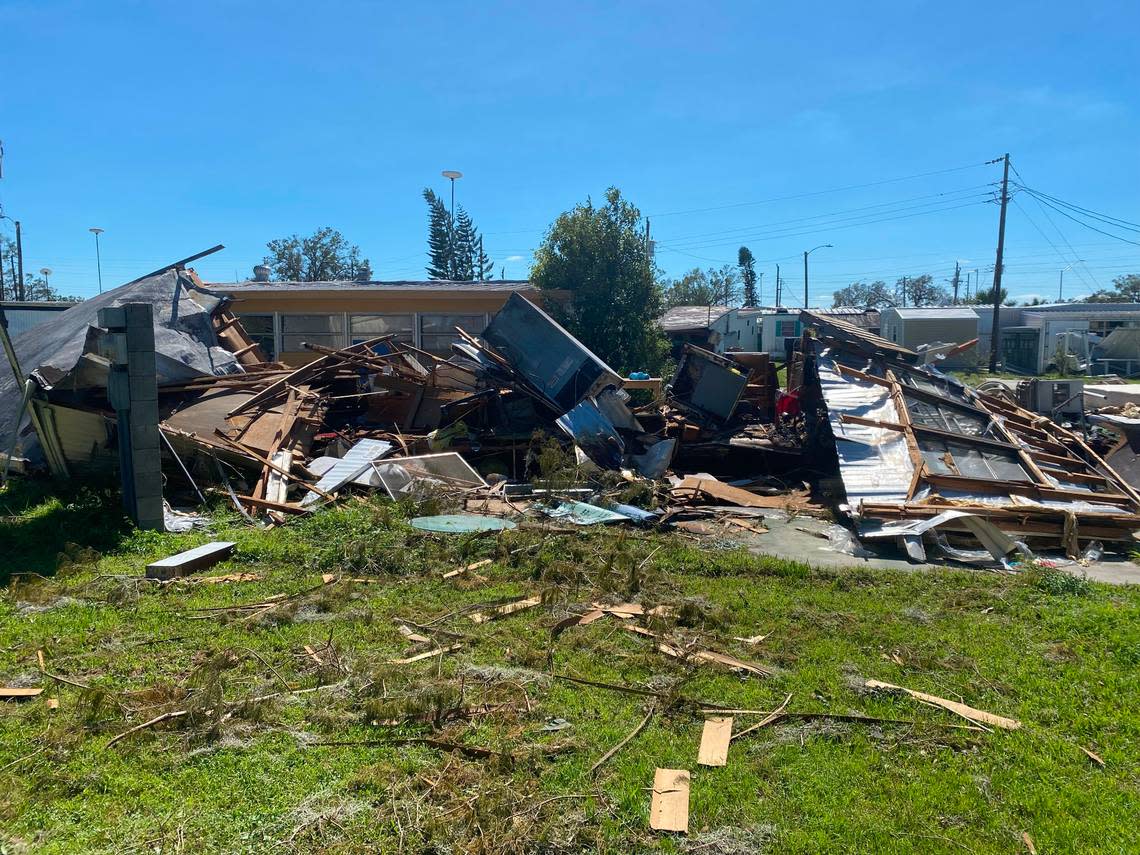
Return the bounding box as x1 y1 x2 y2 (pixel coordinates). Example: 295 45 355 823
89 227 104 236
40 267 51 276
441 170 463 180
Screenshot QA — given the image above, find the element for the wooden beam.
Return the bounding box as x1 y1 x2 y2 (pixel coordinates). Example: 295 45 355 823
923 472 1130 505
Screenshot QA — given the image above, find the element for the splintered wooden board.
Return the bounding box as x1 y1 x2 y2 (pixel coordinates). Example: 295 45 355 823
1 687 43 700
698 716 733 766
650 768 690 832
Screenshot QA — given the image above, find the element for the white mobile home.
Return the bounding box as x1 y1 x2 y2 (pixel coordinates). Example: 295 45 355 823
658 306 760 355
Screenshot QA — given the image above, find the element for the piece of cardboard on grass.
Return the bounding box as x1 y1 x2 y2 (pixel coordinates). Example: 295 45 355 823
649 768 690 833
698 716 733 766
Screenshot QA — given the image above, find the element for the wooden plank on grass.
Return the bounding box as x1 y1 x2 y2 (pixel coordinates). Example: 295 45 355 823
864 679 1021 730
469 596 542 624
389 643 463 665
649 768 690 833
146 541 236 581
1 687 43 700
443 558 492 580
698 716 733 766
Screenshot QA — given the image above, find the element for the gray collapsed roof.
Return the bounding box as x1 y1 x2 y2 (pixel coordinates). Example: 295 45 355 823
659 306 733 332
0 269 243 452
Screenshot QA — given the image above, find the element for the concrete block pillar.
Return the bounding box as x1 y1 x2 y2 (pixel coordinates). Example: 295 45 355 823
98 302 164 530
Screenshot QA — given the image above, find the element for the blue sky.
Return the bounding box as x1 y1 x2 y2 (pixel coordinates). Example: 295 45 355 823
1 0 1137 305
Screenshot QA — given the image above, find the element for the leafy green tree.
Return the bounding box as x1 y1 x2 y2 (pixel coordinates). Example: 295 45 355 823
1112 274 1140 301
663 268 716 307
738 246 758 306
0 235 83 301
709 264 739 306
531 187 668 373
831 280 895 309
898 273 950 306
263 227 370 281
970 284 1011 306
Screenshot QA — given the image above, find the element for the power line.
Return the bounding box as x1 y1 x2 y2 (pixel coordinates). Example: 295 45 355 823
1007 162 1108 289
647 160 992 218
1010 197 1099 291
658 184 995 245
1017 189 1140 248
1010 183 1140 232
656 198 990 253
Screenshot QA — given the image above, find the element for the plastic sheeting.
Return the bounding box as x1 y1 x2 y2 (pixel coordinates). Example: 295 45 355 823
0 270 242 453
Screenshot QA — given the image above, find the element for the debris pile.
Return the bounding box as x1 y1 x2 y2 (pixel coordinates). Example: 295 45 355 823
1 273 794 526
800 310 1140 560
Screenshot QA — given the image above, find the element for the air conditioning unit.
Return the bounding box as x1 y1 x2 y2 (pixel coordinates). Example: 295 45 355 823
1016 379 1085 418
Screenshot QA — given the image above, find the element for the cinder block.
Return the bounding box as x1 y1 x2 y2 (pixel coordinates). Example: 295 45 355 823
128 374 158 402
127 350 157 378
123 303 154 327
97 307 127 329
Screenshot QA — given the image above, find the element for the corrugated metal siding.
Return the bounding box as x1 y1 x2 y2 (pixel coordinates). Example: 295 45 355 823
4 307 69 337
817 356 914 507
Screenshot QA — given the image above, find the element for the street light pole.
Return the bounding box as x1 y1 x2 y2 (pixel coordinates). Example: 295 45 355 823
40 267 51 289
90 228 105 294
441 170 463 225
803 244 832 309
1057 262 1081 302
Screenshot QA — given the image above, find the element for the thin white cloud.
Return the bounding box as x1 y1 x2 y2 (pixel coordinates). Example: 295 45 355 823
505 255 524 262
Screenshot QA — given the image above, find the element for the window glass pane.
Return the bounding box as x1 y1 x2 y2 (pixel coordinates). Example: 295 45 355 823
350 314 414 346
281 314 343 352
237 314 276 360
420 313 485 355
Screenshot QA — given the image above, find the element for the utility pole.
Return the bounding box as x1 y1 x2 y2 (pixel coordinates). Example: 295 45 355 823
14 221 24 302
988 153 1010 372
951 261 961 305
900 276 908 307
964 271 970 301
775 264 781 307
757 271 764 306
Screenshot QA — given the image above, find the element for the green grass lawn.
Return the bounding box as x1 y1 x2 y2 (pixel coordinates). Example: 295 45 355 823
1 481 1138 853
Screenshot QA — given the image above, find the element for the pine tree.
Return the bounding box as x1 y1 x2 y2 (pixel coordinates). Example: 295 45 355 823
475 236 494 281
453 207 477 280
423 189 454 279
738 246 758 306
